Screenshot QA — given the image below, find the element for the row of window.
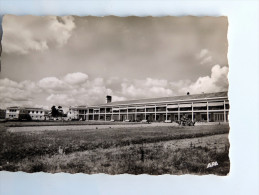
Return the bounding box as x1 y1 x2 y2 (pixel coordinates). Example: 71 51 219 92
8 110 45 114
8 114 17 118
85 112 228 122
77 106 229 113
28 111 44 114
77 104 229 113
9 109 18 112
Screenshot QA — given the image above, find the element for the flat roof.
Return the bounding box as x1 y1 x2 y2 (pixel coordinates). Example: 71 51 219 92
84 91 228 108
6 107 49 111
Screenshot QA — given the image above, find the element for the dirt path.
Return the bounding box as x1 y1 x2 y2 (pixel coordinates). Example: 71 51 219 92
7 122 229 132
7 123 179 132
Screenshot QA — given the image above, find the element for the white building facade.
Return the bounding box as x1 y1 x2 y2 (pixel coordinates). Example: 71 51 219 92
5 107 49 121
67 107 79 120
26 108 49 120
5 107 29 120
74 91 229 123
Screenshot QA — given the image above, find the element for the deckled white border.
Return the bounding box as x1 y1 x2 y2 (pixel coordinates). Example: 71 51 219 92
0 1 258 195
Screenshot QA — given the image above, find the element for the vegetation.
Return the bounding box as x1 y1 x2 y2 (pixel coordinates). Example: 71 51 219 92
0 123 230 175
51 106 65 117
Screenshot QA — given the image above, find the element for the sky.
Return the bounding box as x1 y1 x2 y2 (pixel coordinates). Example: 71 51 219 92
0 15 229 110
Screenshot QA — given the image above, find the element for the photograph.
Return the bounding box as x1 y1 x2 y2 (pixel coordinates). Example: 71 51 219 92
0 15 230 175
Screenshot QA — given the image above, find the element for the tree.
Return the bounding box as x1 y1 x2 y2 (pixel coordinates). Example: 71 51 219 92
57 106 64 117
51 106 59 117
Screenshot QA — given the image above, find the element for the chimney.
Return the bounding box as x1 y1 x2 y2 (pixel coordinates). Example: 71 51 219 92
106 95 112 103
187 92 190 95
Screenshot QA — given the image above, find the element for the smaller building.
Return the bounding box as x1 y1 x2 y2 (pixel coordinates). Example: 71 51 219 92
5 107 30 120
26 107 50 121
67 107 79 120
5 107 50 121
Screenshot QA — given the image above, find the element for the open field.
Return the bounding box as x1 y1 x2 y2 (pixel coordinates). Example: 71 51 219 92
0 122 230 175
1 120 147 127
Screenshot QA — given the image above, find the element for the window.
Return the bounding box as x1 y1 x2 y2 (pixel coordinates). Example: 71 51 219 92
146 108 155 112
225 104 230 109
79 110 85 114
156 107 166 112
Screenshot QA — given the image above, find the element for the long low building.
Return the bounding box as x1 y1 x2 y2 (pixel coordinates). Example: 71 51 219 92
73 91 229 123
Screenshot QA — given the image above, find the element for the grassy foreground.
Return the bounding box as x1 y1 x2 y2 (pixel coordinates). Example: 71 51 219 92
0 123 230 175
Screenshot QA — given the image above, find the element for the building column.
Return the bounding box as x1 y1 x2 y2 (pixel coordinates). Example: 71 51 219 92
105 107 106 121
191 102 194 122
207 101 209 122
127 107 128 120
87 109 89 121
135 108 137 121
178 103 180 121
119 107 121 121
145 105 147 120
98 109 100 121
155 105 157 122
224 100 226 122
112 108 113 120
166 104 168 121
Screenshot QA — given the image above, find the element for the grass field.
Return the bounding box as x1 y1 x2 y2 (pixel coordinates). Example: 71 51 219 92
0 122 230 175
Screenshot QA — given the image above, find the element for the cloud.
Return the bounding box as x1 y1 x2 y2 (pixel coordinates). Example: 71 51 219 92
0 67 228 109
196 49 213 65
121 78 173 99
200 56 212 65
63 72 88 85
0 78 38 102
198 49 209 59
46 94 75 106
181 65 229 94
38 76 113 107
2 15 75 54
111 96 127 102
0 78 36 108
38 77 66 90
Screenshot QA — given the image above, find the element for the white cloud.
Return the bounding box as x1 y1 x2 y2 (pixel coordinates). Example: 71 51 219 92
181 65 229 94
200 56 212 65
121 78 173 99
198 49 209 59
112 96 127 102
46 94 76 106
2 15 75 54
38 77 66 90
63 72 88 85
196 49 213 65
43 76 113 107
142 78 168 88
0 78 36 108
0 67 228 109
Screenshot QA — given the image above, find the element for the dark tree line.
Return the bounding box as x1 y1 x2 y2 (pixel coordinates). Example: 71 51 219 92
51 106 66 117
